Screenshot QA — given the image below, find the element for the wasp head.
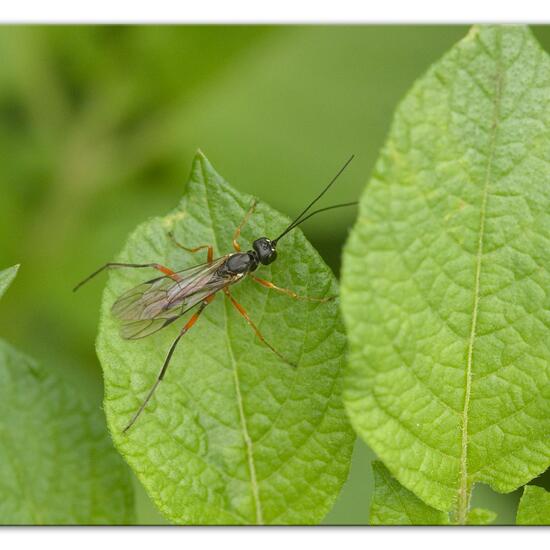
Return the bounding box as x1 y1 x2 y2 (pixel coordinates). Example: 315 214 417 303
252 237 277 265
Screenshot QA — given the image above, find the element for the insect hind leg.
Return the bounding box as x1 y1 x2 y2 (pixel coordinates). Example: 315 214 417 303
73 262 181 292
122 294 215 434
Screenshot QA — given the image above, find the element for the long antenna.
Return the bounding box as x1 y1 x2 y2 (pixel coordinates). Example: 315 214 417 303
287 202 358 230
273 155 355 244
273 202 358 243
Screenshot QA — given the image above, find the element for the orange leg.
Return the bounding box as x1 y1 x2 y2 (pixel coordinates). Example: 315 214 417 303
223 288 295 367
153 264 181 280
168 231 213 263
250 275 334 303
233 199 258 252
73 261 181 291
123 294 215 434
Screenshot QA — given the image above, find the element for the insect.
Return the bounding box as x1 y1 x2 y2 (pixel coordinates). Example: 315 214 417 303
74 156 357 433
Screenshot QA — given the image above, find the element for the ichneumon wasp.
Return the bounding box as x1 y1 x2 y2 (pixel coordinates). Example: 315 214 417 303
74 155 357 433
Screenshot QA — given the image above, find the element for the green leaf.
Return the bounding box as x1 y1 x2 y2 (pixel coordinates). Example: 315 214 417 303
0 339 134 524
370 461 497 525
341 24 550 521
467 507 497 525
370 461 448 525
516 485 550 525
96 151 354 525
0 264 19 301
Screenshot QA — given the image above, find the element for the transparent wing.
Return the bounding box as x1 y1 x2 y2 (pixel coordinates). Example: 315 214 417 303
111 256 230 340
117 316 181 340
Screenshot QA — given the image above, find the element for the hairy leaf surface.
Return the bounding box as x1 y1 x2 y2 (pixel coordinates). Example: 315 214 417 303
96 152 354 524
342 25 550 519
516 485 550 525
370 461 448 525
466 507 497 525
0 265 133 524
0 340 134 524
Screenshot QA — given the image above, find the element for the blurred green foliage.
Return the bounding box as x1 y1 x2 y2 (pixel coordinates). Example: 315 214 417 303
2 25 550 524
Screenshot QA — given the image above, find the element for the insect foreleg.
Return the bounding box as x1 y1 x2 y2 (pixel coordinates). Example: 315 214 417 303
73 262 181 291
122 294 215 434
167 231 214 263
232 199 258 252
223 288 295 367
250 275 334 303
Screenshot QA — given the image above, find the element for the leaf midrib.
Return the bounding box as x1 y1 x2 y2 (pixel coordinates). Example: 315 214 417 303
457 41 504 523
200 159 264 525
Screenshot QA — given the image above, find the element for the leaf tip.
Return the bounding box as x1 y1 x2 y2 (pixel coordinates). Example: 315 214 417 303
4 263 20 275
0 263 21 300
191 149 216 184
464 25 480 42
194 148 211 167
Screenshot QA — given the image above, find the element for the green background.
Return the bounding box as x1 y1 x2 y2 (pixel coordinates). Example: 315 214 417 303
1 25 549 524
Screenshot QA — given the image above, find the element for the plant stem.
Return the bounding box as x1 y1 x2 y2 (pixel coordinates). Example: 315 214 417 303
455 484 472 525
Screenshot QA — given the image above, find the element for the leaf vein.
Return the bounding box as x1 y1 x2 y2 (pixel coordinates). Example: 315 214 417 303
200 158 264 525
457 34 504 524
